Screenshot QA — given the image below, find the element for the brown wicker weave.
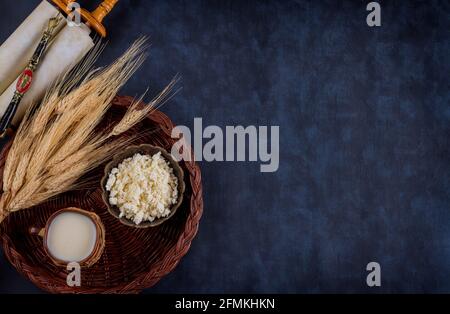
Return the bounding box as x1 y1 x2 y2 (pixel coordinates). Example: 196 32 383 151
0 95 203 293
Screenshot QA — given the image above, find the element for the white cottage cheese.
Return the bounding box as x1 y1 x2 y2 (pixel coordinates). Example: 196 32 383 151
106 152 179 225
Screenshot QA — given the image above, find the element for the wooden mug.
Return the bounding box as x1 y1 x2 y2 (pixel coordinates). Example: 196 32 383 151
29 207 105 267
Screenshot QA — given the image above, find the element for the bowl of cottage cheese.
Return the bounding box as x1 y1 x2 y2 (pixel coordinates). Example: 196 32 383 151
101 144 185 228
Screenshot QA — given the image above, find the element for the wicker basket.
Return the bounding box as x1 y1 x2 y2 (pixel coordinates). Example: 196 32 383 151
0 95 203 293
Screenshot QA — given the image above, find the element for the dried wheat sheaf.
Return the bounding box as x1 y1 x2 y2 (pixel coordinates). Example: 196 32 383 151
0 38 178 222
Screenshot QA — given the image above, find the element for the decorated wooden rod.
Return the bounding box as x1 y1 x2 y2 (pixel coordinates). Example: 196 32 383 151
0 0 119 126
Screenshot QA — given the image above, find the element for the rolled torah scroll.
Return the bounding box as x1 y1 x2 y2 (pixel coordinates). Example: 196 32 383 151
0 23 94 125
0 1 65 95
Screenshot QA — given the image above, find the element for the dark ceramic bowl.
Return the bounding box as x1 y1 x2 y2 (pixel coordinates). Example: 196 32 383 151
101 144 185 228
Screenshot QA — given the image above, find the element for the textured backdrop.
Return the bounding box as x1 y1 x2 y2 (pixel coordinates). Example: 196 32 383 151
0 0 449 293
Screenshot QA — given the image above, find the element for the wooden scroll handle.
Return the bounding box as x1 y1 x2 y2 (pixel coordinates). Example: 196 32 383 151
80 0 119 37
51 0 119 37
51 0 77 15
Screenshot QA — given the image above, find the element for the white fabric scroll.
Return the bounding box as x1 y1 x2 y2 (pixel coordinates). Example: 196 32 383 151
0 1 64 94
0 23 94 125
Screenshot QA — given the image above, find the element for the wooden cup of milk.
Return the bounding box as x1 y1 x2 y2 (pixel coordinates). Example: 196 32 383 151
29 207 105 267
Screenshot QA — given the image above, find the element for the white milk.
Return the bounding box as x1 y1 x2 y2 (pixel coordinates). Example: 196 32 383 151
46 212 97 262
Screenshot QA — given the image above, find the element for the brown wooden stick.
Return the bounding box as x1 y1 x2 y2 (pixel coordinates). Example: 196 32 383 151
51 0 119 37
51 0 76 15
80 0 120 37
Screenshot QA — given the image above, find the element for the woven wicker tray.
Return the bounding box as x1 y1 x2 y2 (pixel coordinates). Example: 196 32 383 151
0 95 203 293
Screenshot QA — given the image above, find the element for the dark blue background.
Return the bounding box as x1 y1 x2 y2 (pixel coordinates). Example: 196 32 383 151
0 0 449 293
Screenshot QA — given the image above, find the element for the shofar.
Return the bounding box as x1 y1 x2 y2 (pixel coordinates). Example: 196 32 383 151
0 1 65 95
0 23 94 125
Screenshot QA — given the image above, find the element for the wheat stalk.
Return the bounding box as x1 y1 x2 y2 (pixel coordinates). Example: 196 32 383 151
0 38 177 222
